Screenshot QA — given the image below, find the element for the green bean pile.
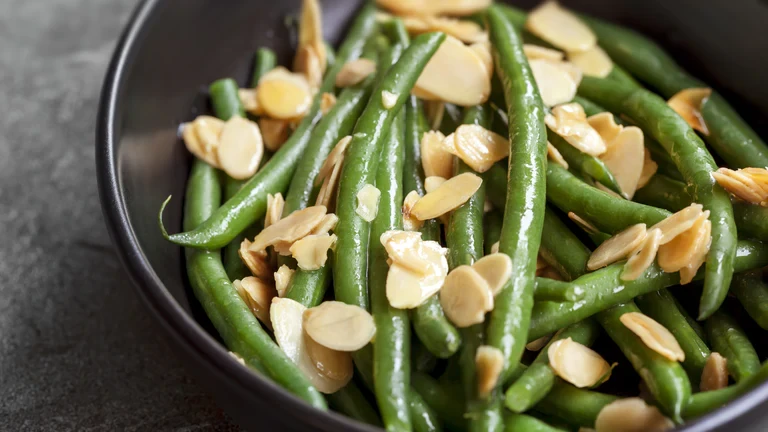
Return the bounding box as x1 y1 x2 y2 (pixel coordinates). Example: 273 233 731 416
160 1 768 431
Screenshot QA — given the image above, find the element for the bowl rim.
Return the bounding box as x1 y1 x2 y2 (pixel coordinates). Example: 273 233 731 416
95 0 768 430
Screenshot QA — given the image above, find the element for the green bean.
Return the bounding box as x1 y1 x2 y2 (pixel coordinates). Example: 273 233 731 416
412 372 468 432
533 279 585 303
504 413 568 432
668 292 708 344
250 48 277 87
333 32 445 310
505 319 600 413
412 337 438 374
605 65 641 88
409 389 443 432
733 203 768 243
327 383 382 427
706 310 760 383
547 127 623 195
160 4 378 249
684 360 768 419
730 272 768 330
597 302 691 422
324 41 336 70
539 208 591 281
486 5 549 383
484 211 504 255
533 379 619 429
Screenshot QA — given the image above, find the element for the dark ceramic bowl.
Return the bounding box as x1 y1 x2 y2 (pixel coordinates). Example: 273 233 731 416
96 0 768 430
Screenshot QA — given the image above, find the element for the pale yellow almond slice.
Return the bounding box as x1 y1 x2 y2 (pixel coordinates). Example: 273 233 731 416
295 45 324 91
742 168 768 194
274 265 294 297
587 223 647 270
238 88 262 116
295 0 326 76
526 1 597 52
182 116 224 167
476 345 504 398
668 87 712 135
530 59 579 107
421 131 453 179
257 67 313 119
382 91 399 109
725 169 768 199
304 331 353 383
472 253 513 296
587 112 623 146
649 203 704 244
405 16 488 44
546 103 606 155
304 301 376 351
526 335 552 352
335 59 377 88
548 337 613 388
290 233 337 271
234 277 277 327
259 118 291 152
621 228 662 281
356 184 381 222
386 251 449 310
490 241 500 254
265 193 285 229
425 176 447 194
657 211 710 273
402 191 425 232
637 149 658 189
411 173 483 220
523 44 564 62
700 352 728 392
620 312 685 361
312 214 339 235
320 92 336 115
567 45 613 78
249 206 327 252
679 215 712 285
376 0 492 17
553 60 583 86
424 101 445 131
217 116 264 180
414 35 491 106
316 136 352 186
239 238 274 281
315 155 344 209
595 398 674 432
547 141 569 169
568 212 599 235
440 265 494 327
229 351 246 366
381 230 447 277
449 124 509 173
713 168 766 204
469 41 494 79
599 126 644 198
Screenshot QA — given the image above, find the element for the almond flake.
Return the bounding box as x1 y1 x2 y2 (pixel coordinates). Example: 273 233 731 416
316 136 352 186
265 193 285 229
700 352 728 392
234 277 277 327
546 103 606 155
304 301 376 351
476 345 504 398
356 184 381 222
530 59 579 107
320 92 336 115
620 312 685 361
376 0 492 18
295 0 326 78
568 45 613 78
259 118 291 152
402 191 424 232
447 124 509 173
290 233 337 271
668 87 712 135
421 131 453 179
657 211 710 273
238 88 262 115
587 223 647 270
526 335 552 352
713 167 768 205
315 157 343 209
587 112 623 146
490 241 500 254
311 213 339 235
257 67 313 120
469 42 494 78
440 265 494 327
411 172 483 220
382 91 398 109
239 239 274 280
548 337 613 388
424 101 445 131
381 231 446 278
274 265 294 297
595 398 674 432
335 59 376 88
679 216 711 285
383 231 449 309
547 141 569 169
472 253 512 296
621 228 661 281
568 212 599 235
405 16 488 44
182 116 224 167
649 203 704 245
295 45 324 92
249 206 327 252
304 332 353 383
526 1 597 52
524 44 565 62
637 149 658 189
599 126 644 198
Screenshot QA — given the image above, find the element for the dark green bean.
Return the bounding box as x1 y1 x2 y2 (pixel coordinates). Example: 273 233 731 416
533 279 585 303
411 373 468 432
327 383 382 427
539 208 591 281
250 48 277 87
533 379 619 429
730 272 768 330
483 211 504 255
409 389 443 432
706 310 760 383
503 413 568 432
668 292 708 344
324 41 336 70
547 128 623 195
684 360 768 419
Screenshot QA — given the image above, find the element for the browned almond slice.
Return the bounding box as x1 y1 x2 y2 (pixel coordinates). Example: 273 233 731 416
257 67 313 119
568 212 599 235
234 277 277 327
668 87 712 135
304 331 353 383
649 203 704 244
376 0 492 17
421 130 453 179
402 191 424 232
530 59 579 107
239 238 274 281
546 103 606 156
448 124 509 173
524 44 564 61
315 156 343 209
548 337 613 388
414 35 491 106
595 398 674 432
526 1 597 52
316 136 352 186
587 223 647 270
265 193 285 229
290 234 337 271
476 345 504 398
335 59 377 88
621 228 661 281
274 264 294 297
312 214 339 235
217 116 264 179
620 312 685 361
356 184 380 222
526 335 552 352
567 45 613 78
700 352 728 392
599 126 644 198
547 142 569 169
304 301 376 352
411 173 483 220
295 45 324 91
182 116 224 167
587 112 623 146
259 118 291 152
713 168 766 204
725 169 768 198
472 253 513 296
657 211 710 273
679 214 711 285
249 206 327 252
440 265 494 327
637 149 658 189
238 88 262 116
320 92 336 115
295 0 326 77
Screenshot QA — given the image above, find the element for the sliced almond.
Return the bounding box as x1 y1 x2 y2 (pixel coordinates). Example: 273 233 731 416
526 1 597 52
440 264 494 327
530 59 579 108
229 351 246 366
265 193 285 229
620 312 685 362
239 238 274 281
356 184 381 222
568 45 613 78
376 0 492 18
421 131 453 179
381 230 447 278
595 398 674 432
414 35 491 106
472 253 512 296
295 0 326 78
667 87 712 135
259 118 291 152
304 332 353 382
490 241 500 254
548 337 613 388
476 345 504 398
599 126 644 198
596 182 624 199
679 215 711 285
701 352 728 392
274 265 294 297
320 92 336 115
238 88 262 116
411 172 483 220
290 233 337 271
295 45 324 92
182 116 224 167
403 191 425 232
657 211 710 273
713 168 768 205
249 206 327 252
311 213 339 235
335 59 376 88
587 112 623 146
257 67 313 120
316 136 352 186
381 91 398 110
424 101 445 131
447 124 509 173
304 301 376 352
424 176 447 193
526 335 552 352
547 142 569 169
569 212 599 235
637 149 658 189
621 228 661 281
587 223 647 270
405 16 488 44
469 42 494 78
649 203 704 245
524 44 564 62
234 277 277 327
546 103 606 156
315 156 344 209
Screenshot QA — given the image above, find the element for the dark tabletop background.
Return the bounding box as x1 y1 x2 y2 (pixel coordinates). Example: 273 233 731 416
0 0 238 429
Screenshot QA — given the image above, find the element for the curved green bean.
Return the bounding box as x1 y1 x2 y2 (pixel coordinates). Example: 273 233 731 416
533 379 619 429
547 128 623 195
539 208 591 281
730 272 768 330
411 373 467 432
706 310 760 383
504 413 567 432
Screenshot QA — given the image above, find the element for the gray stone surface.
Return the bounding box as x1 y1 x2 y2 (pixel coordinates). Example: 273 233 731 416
0 0 237 429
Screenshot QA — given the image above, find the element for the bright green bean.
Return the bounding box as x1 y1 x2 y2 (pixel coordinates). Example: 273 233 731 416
730 272 768 330
706 310 760 383
533 379 619 428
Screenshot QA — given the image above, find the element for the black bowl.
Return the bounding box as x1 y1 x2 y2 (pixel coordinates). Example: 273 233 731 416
96 0 768 430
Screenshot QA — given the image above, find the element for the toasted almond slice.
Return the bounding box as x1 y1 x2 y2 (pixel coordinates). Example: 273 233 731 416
448 124 509 173
320 92 337 115
405 16 488 44
526 1 597 52
713 168 766 204
595 398 674 432
316 136 352 186
547 142 569 169
548 337 613 388
587 112 623 146
376 0 492 17
381 230 447 277
679 214 711 285
382 91 398 109
290 233 337 271
472 253 512 296
725 169 768 199
524 44 565 61
469 42 494 79
701 352 728 392
315 156 344 209
249 206 327 252
568 212 599 235
239 239 274 280
668 87 712 135
490 241 500 254
621 228 661 281
423 101 445 131
312 214 339 236
386 241 449 310
234 277 277 327
587 223 647 270
257 67 313 119
304 301 376 352
356 184 381 222
440 265 494 327
599 126 644 198
274 265 294 297
238 88 262 116
295 45 324 91
637 149 658 189
414 35 491 106
476 345 504 398
530 59 579 108
403 191 425 232
421 131 453 179
526 335 552 352
335 59 377 88
620 312 685 361
657 211 710 273
411 173 483 220
649 203 704 245
546 103 606 155
182 116 224 167
304 332 353 382
568 45 613 78
265 193 285 229
218 116 264 180
295 0 326 76
259 118 291 152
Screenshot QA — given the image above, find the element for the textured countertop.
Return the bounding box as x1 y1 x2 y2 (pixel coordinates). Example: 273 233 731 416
0 0 237 429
